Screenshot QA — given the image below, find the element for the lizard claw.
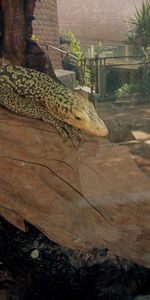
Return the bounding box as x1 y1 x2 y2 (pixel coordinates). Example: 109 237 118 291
63 123 84 148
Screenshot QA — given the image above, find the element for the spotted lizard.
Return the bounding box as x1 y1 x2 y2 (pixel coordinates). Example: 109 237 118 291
0 64 108 146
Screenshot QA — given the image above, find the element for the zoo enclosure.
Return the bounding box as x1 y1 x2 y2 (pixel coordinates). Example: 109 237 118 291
80 55 150 100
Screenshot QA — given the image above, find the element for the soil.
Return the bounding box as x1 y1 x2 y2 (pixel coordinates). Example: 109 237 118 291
0 217 150 300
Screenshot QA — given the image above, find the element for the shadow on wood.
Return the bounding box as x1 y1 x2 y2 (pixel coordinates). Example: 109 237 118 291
0 107 150 268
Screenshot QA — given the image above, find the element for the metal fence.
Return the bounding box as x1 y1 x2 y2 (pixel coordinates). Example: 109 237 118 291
80 55 150 100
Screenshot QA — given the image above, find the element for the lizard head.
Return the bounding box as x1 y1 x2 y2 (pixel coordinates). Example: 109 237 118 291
62 93 108 137
44 86 108 137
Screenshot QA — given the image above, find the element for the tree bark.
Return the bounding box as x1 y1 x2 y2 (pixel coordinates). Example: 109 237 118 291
0 0 59 82
0 0 25 65
0 106 150 269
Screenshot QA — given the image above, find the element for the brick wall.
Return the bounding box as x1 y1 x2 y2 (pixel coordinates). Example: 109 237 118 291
57 0 147 46
33 0 61 68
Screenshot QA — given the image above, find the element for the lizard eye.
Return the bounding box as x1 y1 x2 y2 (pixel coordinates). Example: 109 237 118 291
75 116 82 121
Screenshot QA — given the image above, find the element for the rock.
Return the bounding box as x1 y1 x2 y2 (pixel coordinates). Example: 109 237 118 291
97 102 150 143
105 118 135 142
30 249 39 259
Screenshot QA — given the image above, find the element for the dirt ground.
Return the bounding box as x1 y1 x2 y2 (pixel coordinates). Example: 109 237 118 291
0 101 150 300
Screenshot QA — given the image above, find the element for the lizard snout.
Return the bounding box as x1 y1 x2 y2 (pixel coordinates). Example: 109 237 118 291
83 118 108 137
94 118 108 137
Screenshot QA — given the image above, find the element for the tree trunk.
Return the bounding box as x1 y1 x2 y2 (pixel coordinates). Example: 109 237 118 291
0 0 25 65
0 106 150 269
0 0 59 82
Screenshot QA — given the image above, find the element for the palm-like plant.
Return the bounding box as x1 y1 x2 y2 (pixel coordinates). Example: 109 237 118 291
127 1 150 56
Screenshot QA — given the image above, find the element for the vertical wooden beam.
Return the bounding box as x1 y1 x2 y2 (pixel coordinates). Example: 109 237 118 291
99 58 106 98
0 0 25 65
95 55 99 94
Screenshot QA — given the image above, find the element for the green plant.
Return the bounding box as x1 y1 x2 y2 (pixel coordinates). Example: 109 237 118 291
126 1 150 56
31 34 39 42
116 83 140 96
66 32 83 60
116 70 150 97
66 32 90 85
125 2 150 97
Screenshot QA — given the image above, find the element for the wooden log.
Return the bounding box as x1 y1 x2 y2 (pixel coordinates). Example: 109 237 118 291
0 107 150 268
0 0 25 65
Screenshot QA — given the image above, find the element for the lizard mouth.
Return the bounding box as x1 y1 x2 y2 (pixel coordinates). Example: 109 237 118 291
62 97 108 137
65 113 108 137
80 119 108 137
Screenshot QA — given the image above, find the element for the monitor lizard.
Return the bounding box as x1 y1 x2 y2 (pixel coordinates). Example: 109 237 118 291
0 64 108 146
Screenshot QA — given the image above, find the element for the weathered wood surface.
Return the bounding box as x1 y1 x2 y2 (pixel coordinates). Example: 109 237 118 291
0 107 150 268
0 0 25 65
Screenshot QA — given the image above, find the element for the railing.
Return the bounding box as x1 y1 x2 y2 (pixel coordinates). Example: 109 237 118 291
80 55 150 99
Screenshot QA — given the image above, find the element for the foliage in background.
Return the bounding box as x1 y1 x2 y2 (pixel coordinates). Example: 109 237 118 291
116 67 150 96
116 83 141 96
126 1 150 57
31 34 39 42
65 32 90 86
121 1 150 97
66 32 83 60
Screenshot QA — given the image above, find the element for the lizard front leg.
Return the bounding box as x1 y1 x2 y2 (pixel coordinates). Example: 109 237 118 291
42 114 84 147
62 123 84 147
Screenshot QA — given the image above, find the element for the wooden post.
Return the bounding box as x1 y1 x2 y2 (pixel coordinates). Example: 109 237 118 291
125 44 130 61
98 58 106 98
0 0 25 65
95 55 99 94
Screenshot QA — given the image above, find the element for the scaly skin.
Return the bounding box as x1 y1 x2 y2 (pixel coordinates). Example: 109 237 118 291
0 64 108 146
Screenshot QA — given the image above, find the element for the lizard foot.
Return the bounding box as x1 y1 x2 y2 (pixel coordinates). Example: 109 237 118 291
63 123 85 148
42 115 84 147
